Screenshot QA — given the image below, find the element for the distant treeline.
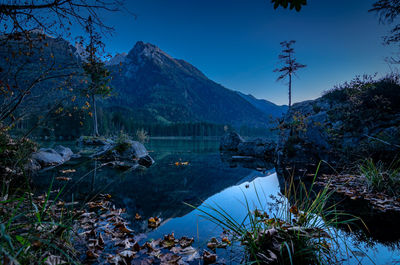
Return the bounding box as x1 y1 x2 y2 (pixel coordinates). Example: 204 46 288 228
12 107 273 139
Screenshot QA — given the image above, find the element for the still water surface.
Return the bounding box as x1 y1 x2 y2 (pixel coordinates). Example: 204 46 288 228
34 139 400 264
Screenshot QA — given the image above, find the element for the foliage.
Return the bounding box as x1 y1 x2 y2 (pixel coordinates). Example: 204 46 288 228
0 130 37 194
359 158 400 197
370 0 400 46
0 1 124 137
274 40 306 108
81 16 113 137
0 127 78 263
321 74 400 161
0 1 123 37
82 62 112 99
115 131 132 153
0 182 79 265
0 32 83 134
271 0 307 11
190 166 358 265
136 128 149 143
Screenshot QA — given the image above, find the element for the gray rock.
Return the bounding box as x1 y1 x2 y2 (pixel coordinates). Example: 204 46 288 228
54 145 73 161
95 140 154 168
237 138 275 159
91 143 114 158
31 145 73 168
24 158 41 172
104 161 138 171
118 140 149 160
220 132 244 151
138 155 155 167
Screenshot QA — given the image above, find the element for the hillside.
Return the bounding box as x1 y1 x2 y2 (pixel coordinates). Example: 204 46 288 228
236 91 287 119
1 36 285 133
107 41 275 127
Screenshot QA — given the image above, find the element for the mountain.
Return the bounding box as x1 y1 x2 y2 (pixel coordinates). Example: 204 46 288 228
107 41 271 127
0 33 83 115
105 52 127 66
236 91 288 119
1 36 284 130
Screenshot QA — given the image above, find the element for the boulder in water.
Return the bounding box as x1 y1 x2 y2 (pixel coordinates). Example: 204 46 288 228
237 138 275 159
31 145 73 168
220 132 244 151
94 140 154 168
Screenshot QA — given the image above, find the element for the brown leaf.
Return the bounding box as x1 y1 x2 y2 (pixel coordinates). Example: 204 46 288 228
179 236 194 248
203 250 217 264
160 252 181 264
148 217 161 228
289 205 299 215
59 169 76 174
162 232 176 248
86 250 99 260
56 177 71 181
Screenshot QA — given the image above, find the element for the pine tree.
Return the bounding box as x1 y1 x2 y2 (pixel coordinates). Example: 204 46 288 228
274 40 306 109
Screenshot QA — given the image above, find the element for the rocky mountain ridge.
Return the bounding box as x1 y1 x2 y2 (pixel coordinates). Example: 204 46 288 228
107 41 281 127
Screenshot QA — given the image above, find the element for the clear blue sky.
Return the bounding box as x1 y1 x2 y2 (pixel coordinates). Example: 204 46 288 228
94 0 396 105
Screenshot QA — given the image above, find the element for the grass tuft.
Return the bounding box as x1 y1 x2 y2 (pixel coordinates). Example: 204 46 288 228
188 163 362 265
359 158 400 197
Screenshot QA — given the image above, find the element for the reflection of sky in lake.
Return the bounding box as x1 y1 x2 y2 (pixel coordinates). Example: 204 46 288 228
146 172 280 245
144 172 400 265
36 139 400 265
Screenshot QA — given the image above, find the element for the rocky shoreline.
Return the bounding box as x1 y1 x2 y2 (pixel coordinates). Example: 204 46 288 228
220 77 400 224
27 135 155 172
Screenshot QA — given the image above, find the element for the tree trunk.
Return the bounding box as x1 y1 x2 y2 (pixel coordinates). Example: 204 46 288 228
288 73 292 109
92 94 99 136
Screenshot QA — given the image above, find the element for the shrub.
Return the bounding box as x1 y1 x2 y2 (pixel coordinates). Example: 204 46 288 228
114 131 132 153
0 130 37 194
359 158 400 197
322 75 400 130
136 128 149 143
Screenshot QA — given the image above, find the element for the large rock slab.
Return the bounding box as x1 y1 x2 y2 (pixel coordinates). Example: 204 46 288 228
237 138 275 159
220 132 276 164
54 145 73 161
219 132 244 151
93 139 154 169
31 145 73 168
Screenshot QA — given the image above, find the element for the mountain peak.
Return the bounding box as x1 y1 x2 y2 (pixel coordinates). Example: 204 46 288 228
134 41 157 52
106 52 127 66
128 41 173 63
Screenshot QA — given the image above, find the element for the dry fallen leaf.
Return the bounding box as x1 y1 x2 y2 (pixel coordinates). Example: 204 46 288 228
59 169 76 174
179 236 194 248
56 177 71 181
203 250 217 264
148 217 161 228
86 250 99 260
221 237 231 245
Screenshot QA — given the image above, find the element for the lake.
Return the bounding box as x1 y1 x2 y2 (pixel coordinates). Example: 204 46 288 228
33 139 400 264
